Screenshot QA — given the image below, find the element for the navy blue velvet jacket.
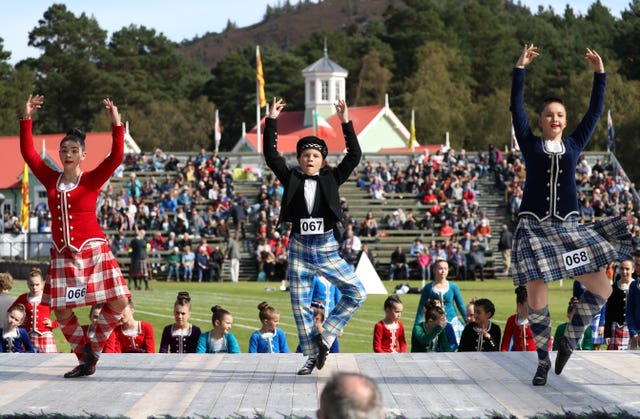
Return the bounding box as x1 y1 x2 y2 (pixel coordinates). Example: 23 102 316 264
510 68 606 221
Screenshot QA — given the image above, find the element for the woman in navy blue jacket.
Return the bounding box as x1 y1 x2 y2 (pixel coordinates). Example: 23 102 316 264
510 44 632 386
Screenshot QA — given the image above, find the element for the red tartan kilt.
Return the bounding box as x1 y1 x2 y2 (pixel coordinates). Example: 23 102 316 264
607 322 630 350
31 332 58 353
43 241 130 310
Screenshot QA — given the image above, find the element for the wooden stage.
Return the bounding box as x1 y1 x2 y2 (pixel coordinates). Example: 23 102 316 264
1 351 640 418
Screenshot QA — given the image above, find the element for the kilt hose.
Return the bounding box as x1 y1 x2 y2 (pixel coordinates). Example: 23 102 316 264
288 231 367 356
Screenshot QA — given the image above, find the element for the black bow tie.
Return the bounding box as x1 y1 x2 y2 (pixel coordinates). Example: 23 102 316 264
301 173 319 180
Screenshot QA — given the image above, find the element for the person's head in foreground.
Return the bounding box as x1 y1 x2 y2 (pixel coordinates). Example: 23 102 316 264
317 372 385 419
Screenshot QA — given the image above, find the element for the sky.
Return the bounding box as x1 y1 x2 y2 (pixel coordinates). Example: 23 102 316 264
0 0 629 65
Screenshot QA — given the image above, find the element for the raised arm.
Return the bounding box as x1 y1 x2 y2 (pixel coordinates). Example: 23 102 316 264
87 98 125 186
263 97 290 182
103 98 122 126
20 94 57 183
571 48 606 148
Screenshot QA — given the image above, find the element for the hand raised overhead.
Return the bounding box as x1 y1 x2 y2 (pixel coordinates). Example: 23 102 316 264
515 44 540 68
268 97 286 119
24 94 45 119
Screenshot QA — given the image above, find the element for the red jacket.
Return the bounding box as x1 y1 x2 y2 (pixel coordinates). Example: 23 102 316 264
500 314 535 352
9 294 57 335
373 320 407 353
20 119 124 252
103 321 155 353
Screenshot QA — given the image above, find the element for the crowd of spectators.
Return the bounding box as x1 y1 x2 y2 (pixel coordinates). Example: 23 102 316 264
5 142 640 282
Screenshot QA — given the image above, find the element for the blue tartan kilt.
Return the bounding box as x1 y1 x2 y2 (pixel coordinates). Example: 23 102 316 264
512 215 632 286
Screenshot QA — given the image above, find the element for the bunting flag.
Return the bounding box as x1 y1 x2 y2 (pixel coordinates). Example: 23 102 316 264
511 120 520 151
256 46 266 108
607 109 615 152
408 109 416 152
313 109 335 139
20 163 29 232
214 109 221 152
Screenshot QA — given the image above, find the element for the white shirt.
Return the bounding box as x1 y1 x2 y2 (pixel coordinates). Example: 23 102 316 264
303 176 319 215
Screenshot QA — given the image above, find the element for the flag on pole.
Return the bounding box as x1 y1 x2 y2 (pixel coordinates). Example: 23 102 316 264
20 163 29 232
313 110 335 139
510 120 520 151
607 109 615 152
256 46 266 108
408 109 416 152
214 109 222 152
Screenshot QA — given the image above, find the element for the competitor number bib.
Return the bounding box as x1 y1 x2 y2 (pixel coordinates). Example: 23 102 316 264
66 285 87 304
300 217 324 235
561 247 591 270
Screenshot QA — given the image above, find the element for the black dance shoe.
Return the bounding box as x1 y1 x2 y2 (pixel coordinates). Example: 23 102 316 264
532 359 551 386
64 364 87 379
554 335 573 375
297 357 317 375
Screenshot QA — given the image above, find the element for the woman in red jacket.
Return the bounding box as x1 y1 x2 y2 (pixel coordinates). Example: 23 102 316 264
104 299 155 353
21 95 130 377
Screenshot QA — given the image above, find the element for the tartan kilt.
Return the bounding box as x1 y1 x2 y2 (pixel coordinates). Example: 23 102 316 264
607 322 630 350
43 240 131 310
512 215 632 286
130 259 149 277
30 332 58 353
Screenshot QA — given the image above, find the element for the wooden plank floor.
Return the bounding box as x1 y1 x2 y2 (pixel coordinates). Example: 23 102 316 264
1 351 640 418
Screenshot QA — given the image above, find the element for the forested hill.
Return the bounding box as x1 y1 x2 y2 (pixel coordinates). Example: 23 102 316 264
3 0 640 179
178 0 405 69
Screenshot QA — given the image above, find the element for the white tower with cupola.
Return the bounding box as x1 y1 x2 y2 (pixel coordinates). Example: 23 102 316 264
302 41 348 127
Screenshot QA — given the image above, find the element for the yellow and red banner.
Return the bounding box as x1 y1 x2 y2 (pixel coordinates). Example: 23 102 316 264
256 46 266 108
20 163 29 232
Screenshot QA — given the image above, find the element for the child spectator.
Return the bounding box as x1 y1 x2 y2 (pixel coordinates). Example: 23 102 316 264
197 305 240 353
103 299 155 353
296 301 341 356
501 286 535 352
82 304 103 344
249 301 290 353
1 304 36 353
373 295 407 353
411 300 453 352
604 259 633 350
181 245 195 282
465 298 476 324
415 258 467 342
160 291 201 353
165 247 182 282
0 272 16 329
9 268 57 353
554 297 593 350
458 298 501 352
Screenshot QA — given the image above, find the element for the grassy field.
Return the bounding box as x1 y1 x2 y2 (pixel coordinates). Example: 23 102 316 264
38 278 576 353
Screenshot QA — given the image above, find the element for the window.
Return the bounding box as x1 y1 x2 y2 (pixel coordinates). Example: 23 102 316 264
308 81 315 101
334 81 341 101
321 80 329 101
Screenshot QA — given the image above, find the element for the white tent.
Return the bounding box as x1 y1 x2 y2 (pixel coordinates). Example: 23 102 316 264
355 252 387 295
